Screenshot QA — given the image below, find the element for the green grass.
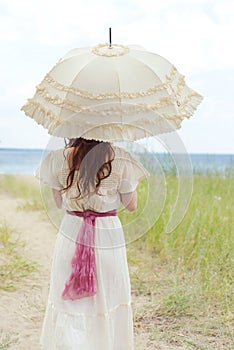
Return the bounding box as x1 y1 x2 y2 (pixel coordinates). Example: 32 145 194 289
1 171 233 347
0 330 18 350
0 222 38 291
1 172 233 309
0 174 43 211
124 174 234 300
124 171 234 348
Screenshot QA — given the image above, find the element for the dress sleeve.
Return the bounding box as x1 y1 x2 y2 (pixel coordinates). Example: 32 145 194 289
118 149 150 194
35 151 63 190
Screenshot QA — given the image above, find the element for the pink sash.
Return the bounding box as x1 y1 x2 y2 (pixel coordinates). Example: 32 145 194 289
62 209 117 301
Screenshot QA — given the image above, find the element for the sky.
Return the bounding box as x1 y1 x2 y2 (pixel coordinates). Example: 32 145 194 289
0 0 234 153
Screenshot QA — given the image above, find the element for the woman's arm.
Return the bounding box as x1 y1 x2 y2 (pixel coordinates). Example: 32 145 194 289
52 188 62 209
120 190 137 212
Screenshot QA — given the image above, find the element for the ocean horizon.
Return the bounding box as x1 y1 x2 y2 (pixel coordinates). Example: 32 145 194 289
0 147 234 175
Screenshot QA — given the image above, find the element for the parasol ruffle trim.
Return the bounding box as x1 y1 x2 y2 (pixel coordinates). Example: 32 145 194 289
21 100 188 140
36 86 179 114
21 96 201 128
23 86 202 121
42 65 178 100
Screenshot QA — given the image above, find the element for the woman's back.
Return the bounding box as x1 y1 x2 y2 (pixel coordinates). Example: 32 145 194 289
37 141 148 350
39 145 147 212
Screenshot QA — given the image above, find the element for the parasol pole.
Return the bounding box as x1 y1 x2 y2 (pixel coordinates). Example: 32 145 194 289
109 27 112 48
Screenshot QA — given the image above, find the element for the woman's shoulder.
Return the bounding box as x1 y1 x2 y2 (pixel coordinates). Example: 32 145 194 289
42 148 67 170
112 145 132 157
112 145 150 179
112 145 140 164
46 148 67 159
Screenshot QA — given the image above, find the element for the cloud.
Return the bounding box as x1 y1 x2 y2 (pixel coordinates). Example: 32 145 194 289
0 0 234 151
119 0 234 72
1 0 233 71
0 0 140 46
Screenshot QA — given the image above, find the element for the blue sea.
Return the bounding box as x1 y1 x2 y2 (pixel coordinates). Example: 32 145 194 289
0 148 234 175
0 148 44 175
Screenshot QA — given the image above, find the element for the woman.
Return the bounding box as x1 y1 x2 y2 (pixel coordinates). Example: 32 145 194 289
37 138 148 350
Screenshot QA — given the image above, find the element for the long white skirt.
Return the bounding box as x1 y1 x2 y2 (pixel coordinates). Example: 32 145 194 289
40 213 134 350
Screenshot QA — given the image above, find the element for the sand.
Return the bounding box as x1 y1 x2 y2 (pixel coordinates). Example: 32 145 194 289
0 189 56 349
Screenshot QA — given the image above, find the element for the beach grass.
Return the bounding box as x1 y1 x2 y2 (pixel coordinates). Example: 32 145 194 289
0 174 43 211
125 172 234 298
0 221 38 291
0 171 233 348
0 330 19 350
124 171 234 348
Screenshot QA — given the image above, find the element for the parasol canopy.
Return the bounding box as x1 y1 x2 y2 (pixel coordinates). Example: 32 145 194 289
21 42 203 141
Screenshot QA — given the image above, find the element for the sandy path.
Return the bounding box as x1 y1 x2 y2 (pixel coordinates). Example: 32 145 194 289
0 191 179 350
0 192 56 349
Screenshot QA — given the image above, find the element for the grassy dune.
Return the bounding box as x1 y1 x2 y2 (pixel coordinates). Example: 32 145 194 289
0 172 233 348
137 174 233 300
125 172 234 348
0 221 37 291
0 174 43 211
0 330 18 350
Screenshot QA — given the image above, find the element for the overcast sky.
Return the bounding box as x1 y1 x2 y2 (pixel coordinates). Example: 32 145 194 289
0 0 233 153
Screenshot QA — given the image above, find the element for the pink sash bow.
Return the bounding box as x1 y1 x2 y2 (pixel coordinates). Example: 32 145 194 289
62 209 117 301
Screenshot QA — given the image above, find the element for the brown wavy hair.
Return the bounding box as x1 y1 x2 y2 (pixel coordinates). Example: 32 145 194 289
62 138 115 198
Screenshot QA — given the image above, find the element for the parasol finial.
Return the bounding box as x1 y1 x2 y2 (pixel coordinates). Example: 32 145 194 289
109 27 112 48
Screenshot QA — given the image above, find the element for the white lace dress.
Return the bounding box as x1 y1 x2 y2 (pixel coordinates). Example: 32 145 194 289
36 146 148 350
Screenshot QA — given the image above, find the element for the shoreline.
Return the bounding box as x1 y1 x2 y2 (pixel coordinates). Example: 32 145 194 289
1 150 234 177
